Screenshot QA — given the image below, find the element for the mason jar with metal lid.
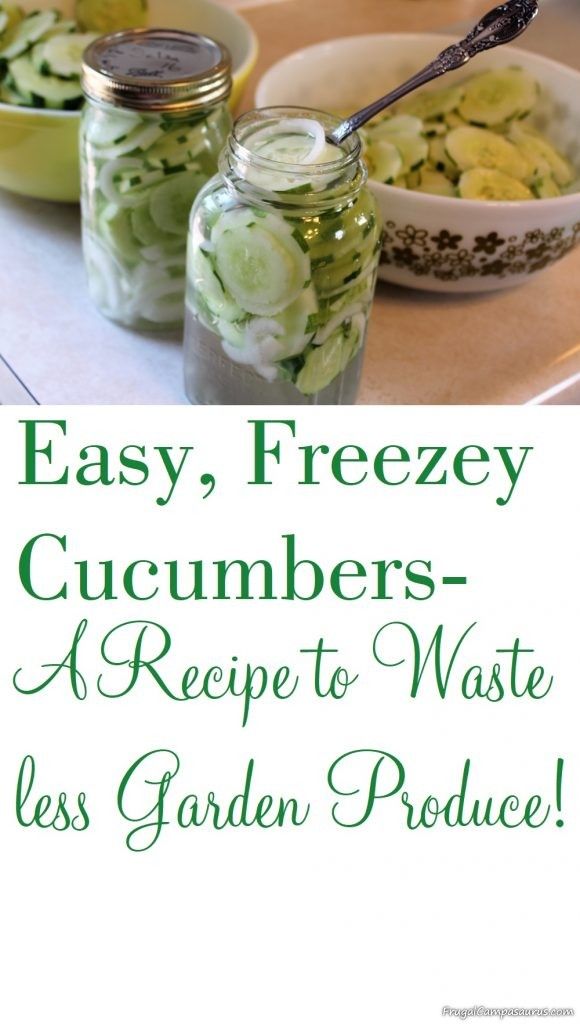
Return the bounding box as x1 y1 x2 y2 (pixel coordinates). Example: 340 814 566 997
183 108 381 404
80 29 232 330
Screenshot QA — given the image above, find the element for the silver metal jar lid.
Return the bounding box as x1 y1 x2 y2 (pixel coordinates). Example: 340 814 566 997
82 29 232 112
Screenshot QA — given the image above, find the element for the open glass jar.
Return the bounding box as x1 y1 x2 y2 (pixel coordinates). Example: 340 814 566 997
184 108 382 404
80 29 232 330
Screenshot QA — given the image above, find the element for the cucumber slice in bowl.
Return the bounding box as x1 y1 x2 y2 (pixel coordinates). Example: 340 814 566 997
212 208 311 317
0 4 23 40
508 124 574 187
531 175 561 199
8 54 83 106
38 31 97 78
398 84 464 122
0 9 59 60
364 140 402 185
412 169 457 197
459 167 533 201
446 125 532 181
459 68 538 127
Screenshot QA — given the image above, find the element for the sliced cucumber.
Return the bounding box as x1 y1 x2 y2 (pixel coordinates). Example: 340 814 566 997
214 209 310 317
9 53 83 106
371 114 423 138
96 121 165 160
0 9 60 59
364 139 402 184
386 132 428 174
131 203 175 247
75 0 148 33
39 31 97 79
444 111 466 130
446 126 531 180
412 168 457 197
296 318 363 396
86 110 143 147
508 124 574 187
428 136 459 180
399 84 464 121
459 68 538 127
531 175 561 199
99 203 142 265
423 119 447 137
149 171 208 235
190 245 244 324
219 289 319 364
0 4 23 41
459 167 533 201
146 124 207 169
44 18 77 38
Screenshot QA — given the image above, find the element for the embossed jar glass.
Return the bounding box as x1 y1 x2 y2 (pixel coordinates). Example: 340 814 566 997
183 108 382 404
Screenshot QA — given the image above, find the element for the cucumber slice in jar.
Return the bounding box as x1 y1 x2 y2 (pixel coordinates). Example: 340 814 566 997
96 122 165 160
212 208 311 317
189 245 244 325
99 204 142 265
86 111 143 147
146 124 207 169
75 0 148 33
8 54 83 106
458 167 533 200
446 126 532 180
296 317 363 396
458 68 538 127
508 124 574 187
38 31 97 78
131 203 176 247
149 171 208 235
0 9 59 59
398 84 464 121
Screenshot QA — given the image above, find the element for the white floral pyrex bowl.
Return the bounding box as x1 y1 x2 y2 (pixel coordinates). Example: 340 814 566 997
256 34 580 293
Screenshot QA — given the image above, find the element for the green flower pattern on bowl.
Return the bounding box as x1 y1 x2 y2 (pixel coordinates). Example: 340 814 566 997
380 220 580 283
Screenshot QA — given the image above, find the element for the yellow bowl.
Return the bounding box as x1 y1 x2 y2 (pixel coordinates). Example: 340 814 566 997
0 0 258 202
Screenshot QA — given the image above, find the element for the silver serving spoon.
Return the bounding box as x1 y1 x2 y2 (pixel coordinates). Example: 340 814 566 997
329 0 539 145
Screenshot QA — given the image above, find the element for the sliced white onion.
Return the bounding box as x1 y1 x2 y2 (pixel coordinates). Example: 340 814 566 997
313 305 365 346
276 118 326 164
249 118 327 166
98 159 146 209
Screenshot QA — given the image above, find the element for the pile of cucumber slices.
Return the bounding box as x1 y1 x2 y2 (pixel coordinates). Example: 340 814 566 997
0 5 97 110
361 67 579 200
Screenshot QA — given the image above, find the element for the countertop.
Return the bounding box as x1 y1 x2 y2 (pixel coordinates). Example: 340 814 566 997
1 0 579 405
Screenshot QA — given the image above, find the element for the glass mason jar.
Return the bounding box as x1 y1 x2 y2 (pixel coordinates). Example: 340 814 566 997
80 29 232 330
184 108 382 404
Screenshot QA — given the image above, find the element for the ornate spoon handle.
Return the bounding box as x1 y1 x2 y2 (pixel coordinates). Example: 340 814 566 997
328 0 539 145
